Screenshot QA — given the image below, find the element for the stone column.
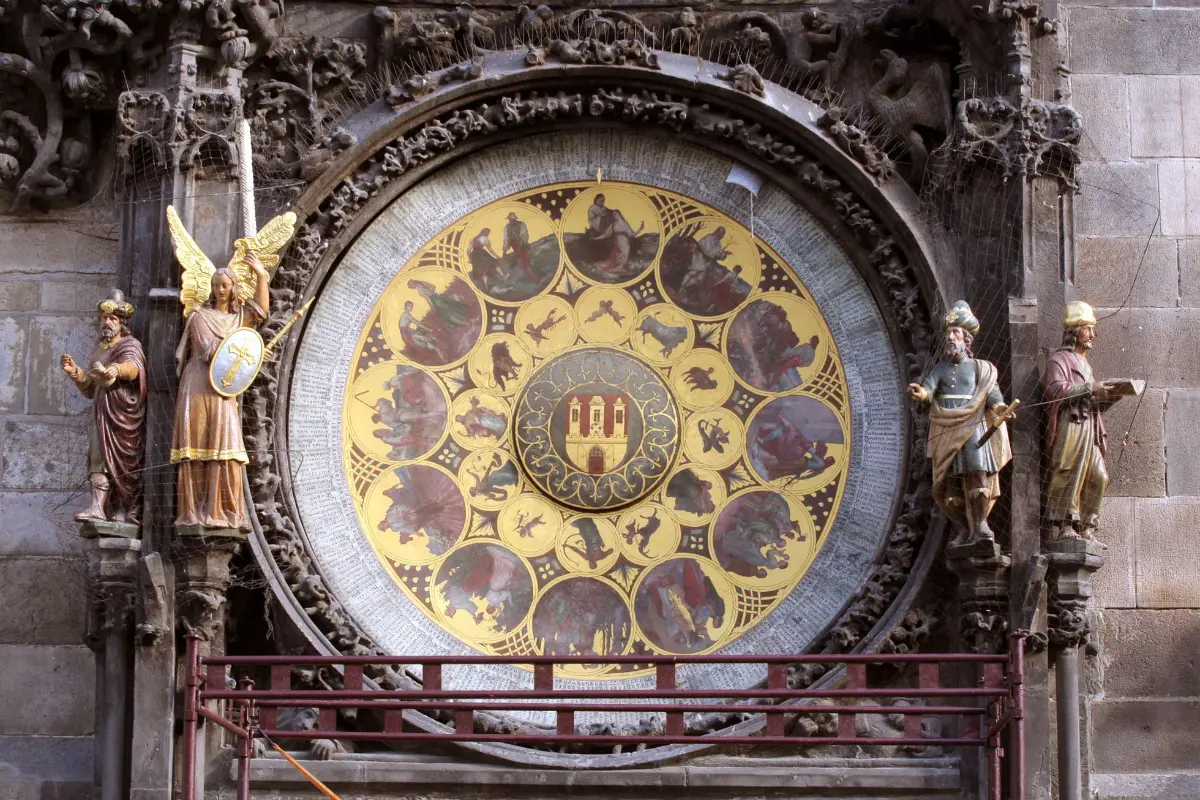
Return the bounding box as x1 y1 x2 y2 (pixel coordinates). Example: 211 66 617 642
1047 539 1106 800
84 535 143 800
174 535 242 798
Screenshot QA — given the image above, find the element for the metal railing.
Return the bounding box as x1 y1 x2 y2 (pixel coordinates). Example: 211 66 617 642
183 633 1026 800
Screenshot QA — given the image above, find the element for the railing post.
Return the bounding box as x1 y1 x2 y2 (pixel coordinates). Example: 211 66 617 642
766 663 787 737
1011 634 1027 800
838 664 866 739
657 663 683 736
236 677 254 800
983 661 1005 800
181 634 201 800
261 664 289 732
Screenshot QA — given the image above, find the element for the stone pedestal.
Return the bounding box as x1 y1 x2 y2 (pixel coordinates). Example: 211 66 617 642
84 534 143 800
946 540 1013 655
173 532 242 799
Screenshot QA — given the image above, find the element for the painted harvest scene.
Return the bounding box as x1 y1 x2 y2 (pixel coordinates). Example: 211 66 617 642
342 181 851 678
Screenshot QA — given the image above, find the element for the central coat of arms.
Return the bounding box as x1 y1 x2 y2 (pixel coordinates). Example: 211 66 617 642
515 348 678 511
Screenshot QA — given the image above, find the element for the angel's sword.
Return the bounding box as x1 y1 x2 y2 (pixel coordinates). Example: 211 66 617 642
263 298 315 359
237 118 256 238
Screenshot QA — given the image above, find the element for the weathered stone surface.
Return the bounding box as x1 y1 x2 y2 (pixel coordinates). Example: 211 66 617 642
0 420 88 491
245 756 962 792
1076 162 1161 237
1076 236 1178 308
0 316 27 413
1184 77 1200 158
1135 496 1200 607
28 316 92 417
0 645 93 736
1070 8 1200 74
1159 158 1185 237
0 735 93 783
1103 387 1165 498
0 222 117 276
1093 699 1200 772
1095 771 1200 800
0 281 38 312
39 281 116 314
0 494 81 556
1182 237 1200 307
0 560 86 646
1095 496 1136 609
1103 609 1200 697
1167 389 1200 495
1129 76 1183 158
1089 308 1200 388
1072 74 1131 162
1157 159 1200 237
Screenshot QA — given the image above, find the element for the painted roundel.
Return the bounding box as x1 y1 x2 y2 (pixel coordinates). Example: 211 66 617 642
341 180 851 676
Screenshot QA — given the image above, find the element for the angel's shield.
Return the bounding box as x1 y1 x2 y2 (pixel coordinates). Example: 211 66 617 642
209 327 265 398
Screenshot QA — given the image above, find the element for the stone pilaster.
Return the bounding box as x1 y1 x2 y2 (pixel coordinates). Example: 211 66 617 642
84 534 143 800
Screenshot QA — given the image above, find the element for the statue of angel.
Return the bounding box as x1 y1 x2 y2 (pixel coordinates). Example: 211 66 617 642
166 205 296 533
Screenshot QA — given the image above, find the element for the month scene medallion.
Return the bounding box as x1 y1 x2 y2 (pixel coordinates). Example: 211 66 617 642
338 179 853 677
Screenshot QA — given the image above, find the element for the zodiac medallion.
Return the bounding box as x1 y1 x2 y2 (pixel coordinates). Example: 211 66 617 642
514 347 679 512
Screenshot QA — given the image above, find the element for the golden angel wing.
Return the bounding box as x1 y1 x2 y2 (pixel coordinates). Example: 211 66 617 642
166 205 216 319
229 211 298 305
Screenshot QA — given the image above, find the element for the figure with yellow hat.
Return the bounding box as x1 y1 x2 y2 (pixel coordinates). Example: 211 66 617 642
1041 301 1135 542
908 301 1013 548
59 289 147 528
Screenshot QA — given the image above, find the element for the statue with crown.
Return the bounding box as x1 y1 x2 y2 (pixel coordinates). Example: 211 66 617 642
908 301 1014 551
165 122 310 536
1041 301 1143 545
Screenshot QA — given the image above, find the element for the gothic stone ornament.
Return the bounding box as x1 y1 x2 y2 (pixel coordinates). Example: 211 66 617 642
1041 301 1142 543
908 301 1012 550
249 84 934 749
60 290 147 534
338 179 850 674
515 348 679 512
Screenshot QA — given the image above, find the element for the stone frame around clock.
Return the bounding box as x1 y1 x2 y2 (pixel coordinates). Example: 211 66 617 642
241 49 956 768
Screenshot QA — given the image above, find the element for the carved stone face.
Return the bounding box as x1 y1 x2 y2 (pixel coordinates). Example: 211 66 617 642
99 312 122 342
1075 324 1095 351
211 273 236 308
944 325 967 359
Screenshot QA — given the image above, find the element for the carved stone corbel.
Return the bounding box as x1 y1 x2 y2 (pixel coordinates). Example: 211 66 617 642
1045 539 1105 650
946 541 1012 654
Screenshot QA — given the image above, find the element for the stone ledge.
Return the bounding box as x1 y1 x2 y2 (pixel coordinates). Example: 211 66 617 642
1095 770 1200 799
244 755 960 793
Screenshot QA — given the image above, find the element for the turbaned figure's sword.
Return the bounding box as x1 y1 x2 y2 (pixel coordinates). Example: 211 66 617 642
975 399 1020 448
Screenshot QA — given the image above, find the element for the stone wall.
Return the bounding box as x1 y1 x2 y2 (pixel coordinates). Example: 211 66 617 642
0 207 118 796
1065 2 1200 795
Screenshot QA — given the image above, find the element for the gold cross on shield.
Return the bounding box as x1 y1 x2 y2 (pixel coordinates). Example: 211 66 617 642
220 340 258 389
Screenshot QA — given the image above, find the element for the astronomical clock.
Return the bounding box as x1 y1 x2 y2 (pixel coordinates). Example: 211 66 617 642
335 179 851 678
289 132 904 701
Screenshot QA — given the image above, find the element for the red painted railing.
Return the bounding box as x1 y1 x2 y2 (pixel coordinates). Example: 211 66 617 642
183 633 1026 800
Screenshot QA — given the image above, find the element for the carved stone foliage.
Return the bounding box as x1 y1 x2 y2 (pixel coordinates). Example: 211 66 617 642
0 0 284 210
524 38 660 69
243 84 938 746
243 36 367 181
818 106 897 182
951 95 1081 188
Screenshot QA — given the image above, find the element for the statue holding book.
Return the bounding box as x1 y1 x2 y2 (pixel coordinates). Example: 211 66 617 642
1041 301 1143 543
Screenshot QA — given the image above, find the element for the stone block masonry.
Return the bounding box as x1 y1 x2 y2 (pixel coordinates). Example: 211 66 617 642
0 208 116 797
1067 2 1200 795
